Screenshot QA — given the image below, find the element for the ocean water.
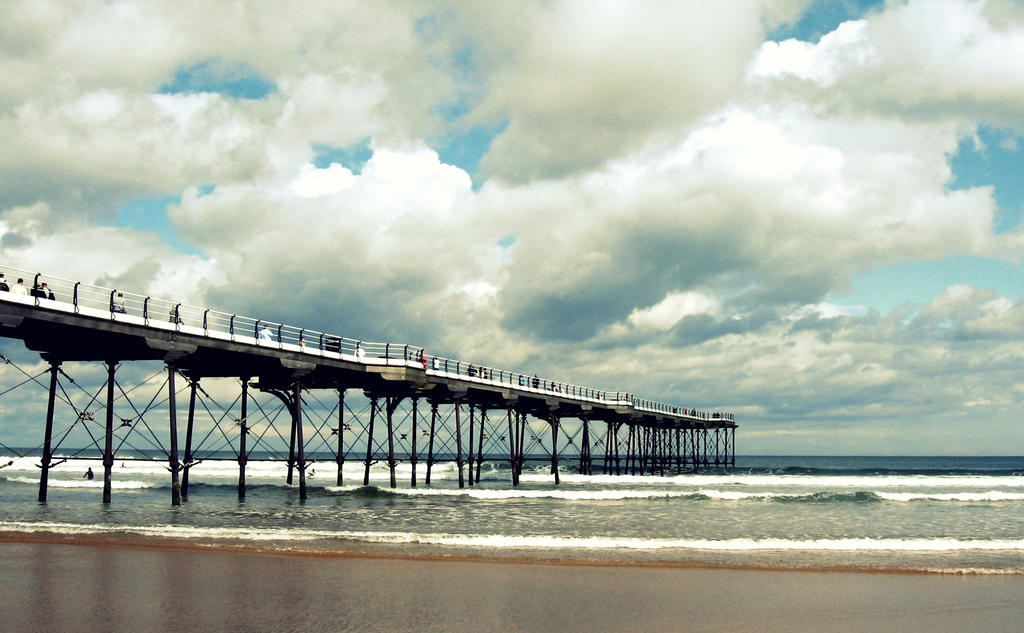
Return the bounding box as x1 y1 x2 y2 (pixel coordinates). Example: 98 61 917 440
2 454 1023 574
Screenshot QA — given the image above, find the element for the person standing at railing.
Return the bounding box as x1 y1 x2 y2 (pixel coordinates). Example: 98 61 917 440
11 278 28 296
259 326 274 342
0 273 8 292
112 292 127 313
355 343 366 359
419 350 427 369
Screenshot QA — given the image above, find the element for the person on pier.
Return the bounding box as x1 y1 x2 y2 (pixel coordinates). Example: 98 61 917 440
112 292 127 313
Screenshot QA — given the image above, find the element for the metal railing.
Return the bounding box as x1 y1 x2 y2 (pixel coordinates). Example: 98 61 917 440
0 264 734 423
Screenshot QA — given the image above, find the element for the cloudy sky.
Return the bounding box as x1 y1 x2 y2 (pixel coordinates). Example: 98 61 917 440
2 0 1024 455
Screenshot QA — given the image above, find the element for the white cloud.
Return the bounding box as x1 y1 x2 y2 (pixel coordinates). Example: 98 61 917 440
467 0 771 180
789 302 869 320
628 291 720 331
748 20 875 85
749 0 1024 123
289 163 357 199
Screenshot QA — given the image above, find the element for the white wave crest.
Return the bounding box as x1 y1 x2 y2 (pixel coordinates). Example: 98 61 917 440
877 491 1024 502
369 487 701 501
4 476 155 490
4 521 1024 554
522 473 1024 488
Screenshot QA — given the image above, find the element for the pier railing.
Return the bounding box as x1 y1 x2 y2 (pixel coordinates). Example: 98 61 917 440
0 264 733 423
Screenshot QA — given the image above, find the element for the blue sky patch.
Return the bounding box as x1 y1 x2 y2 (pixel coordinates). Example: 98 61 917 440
159 59 277 99
830 255 1024 314
949 125 1024 233
116 194 203 256
435 120 507 184
313 140 373 173
768 0 885 42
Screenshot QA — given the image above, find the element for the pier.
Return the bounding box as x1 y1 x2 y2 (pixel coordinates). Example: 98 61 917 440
0 264 736 505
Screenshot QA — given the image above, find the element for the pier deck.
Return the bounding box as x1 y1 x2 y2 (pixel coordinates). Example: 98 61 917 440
0 264 736 504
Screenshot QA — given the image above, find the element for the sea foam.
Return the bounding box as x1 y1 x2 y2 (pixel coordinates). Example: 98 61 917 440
4 521 1024 553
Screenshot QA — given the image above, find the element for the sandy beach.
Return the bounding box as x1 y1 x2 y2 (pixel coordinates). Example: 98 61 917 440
1 536 1022 633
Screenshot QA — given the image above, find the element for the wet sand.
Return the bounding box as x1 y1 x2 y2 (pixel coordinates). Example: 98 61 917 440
2 537 1022 633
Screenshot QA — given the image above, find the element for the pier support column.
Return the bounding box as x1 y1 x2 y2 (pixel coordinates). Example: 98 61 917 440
650 428 657 475
731 427 736 468
702 428 710 468
336 389 345 486
294 382 306 502
607 422 618 476
643 426 650 474
181 379 197 500
476 408 486 484
651 427 658 474
425 401 438 485
102 361 116 504
681 428 688 471
692 428 699 470
616 423 623 475
637 426 644 475
615 423 623 475
454 401 465 489
238 379 249 500
622 424 630 473
466 405 475 487
167 366 181 506
579 416 591 476
386 396 400 489
516 412 526 478
653 428 660 476
549 415 560 485
607 423 616 475
38 360 61 503
286 391 297 486
363 397 378 486
506 408 518 486
690 428 697 470
410 397 418 487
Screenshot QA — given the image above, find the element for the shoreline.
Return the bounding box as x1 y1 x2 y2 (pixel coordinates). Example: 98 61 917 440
2 531 1020 576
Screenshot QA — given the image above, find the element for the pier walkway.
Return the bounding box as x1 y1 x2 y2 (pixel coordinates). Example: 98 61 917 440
0 264 736 505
